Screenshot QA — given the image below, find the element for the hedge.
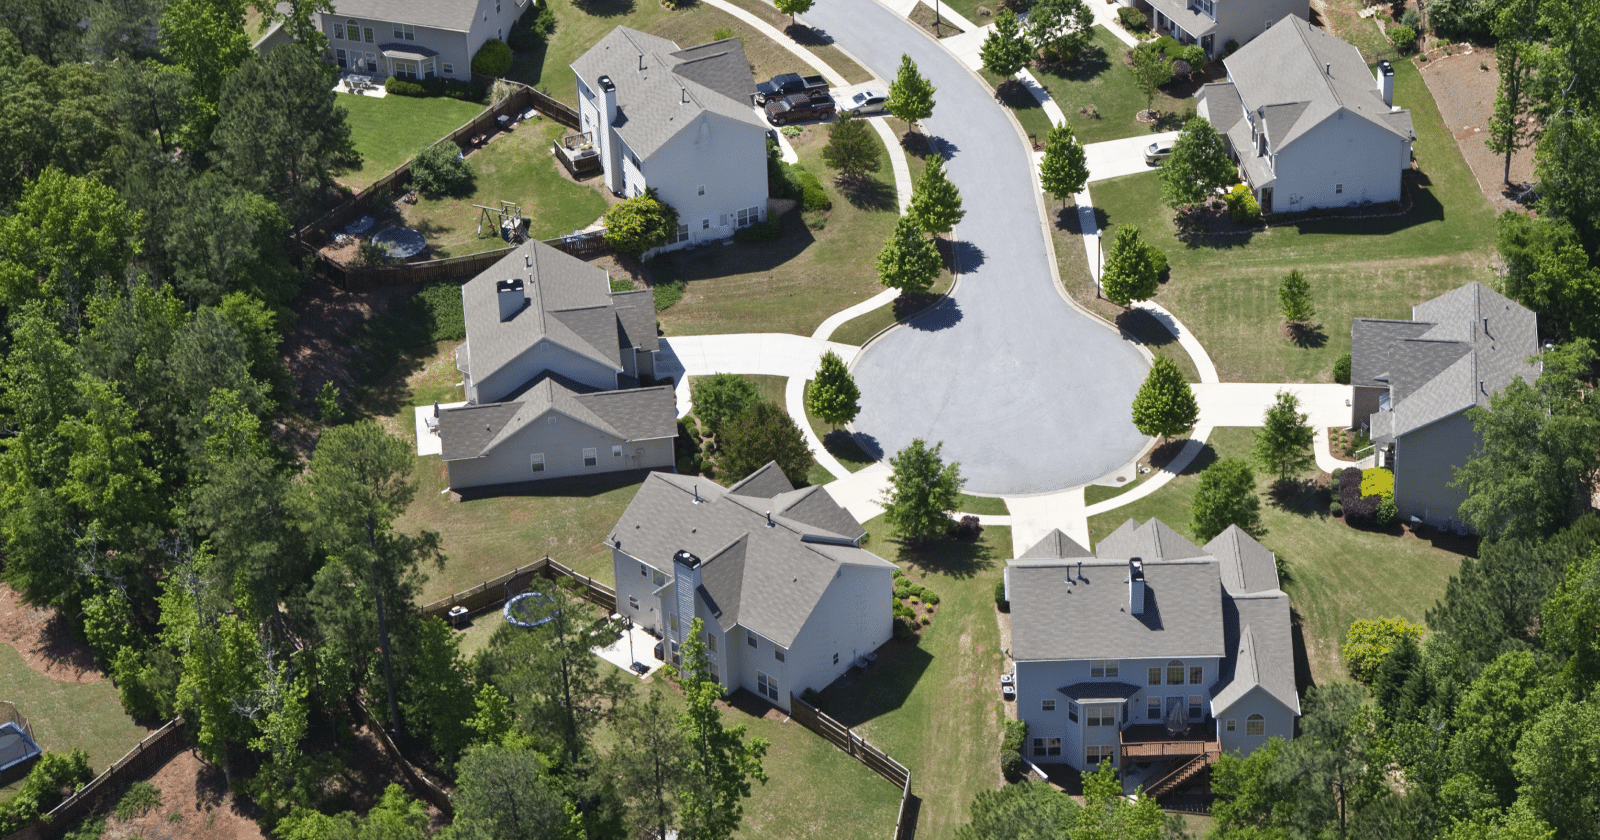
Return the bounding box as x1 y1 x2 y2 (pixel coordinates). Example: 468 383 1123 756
1339 467 1380 525
385 76 484 102
732 217 783 243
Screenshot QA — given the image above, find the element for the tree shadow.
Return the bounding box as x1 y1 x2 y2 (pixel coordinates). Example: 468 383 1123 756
1288 322 1328 349
573 0 635 16
1115 307 1178 351
884 529 999 580
900 131 935 159
1290 607 1317 697
1173 440 1219 476
854 431 885 460
821 429 873 464
786 23 835 46
994 78 1044 116
840 175 897 212
1041 43 1110 82
905 296 962 332
1151 110 1189 131
815 641 935 727
948 239 984 273
1266 477 1329 517
926 134 958 158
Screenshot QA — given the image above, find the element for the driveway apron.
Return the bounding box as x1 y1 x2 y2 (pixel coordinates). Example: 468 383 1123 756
805 0 1150 494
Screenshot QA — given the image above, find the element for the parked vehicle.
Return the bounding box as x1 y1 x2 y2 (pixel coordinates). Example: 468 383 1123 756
755 72 829 104
1145 138 1175 164
765 92 836 125
840 89 888 116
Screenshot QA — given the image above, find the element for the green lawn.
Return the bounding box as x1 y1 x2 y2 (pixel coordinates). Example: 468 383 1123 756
1089 59 1498 383
1086 427 1470 686
954 494 1008 516
0 647 150 801
337 94 488 190
398 120 610 258
1028 27 1208 144
714 0 874 86
817 520 1013 840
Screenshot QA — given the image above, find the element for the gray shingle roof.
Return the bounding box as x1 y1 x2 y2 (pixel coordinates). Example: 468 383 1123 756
1007 556 1226 662
437 372 675 460
325 0 502 34
1350 319 1434 386
1020 529 1094 560
1211 590 1299 714
1058 682 1142 702
1094 518 1208 561
725 461 793 499
1205 525 1279 594
772 486 867 543
570 28 763 160
608 469 893 646
1225 115 1276 188
1198 82 1245 135
1141 0 1216 36
1224 16 1411 152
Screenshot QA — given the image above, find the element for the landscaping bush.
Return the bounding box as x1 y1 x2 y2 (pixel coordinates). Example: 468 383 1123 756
893 618 917 641
1223 39 1240 56
1400 6 1420 30
993 577 1009 610
923 591 940 605
1339 467 1381 525
1343 616 1423 683
1331 501 1344 518
114 782 162 821
733 217 782 243
1360 467 1395 499
471 39 513 77
1375 496 1399 528
1225 183 1260 223
1389 25 1417 51
895 582 913 599
1116 6 1146 31
421 77 485 101
908 583 926 598
0 750 94 835
1333 352 1352 384
1000 749 1024 781
385 77 425 96
798 169 831 211
409 142 474 198
1145 242 1168 278
1002 719 1028 752
1331 467 1344 484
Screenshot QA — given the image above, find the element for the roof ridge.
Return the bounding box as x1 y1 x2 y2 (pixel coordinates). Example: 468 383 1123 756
1294 19 1346 111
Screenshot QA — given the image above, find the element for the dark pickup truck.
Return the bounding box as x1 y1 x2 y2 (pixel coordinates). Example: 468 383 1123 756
764 91 836 125
754 73 828 104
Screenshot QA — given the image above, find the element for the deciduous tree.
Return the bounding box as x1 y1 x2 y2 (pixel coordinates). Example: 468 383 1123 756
1158 117 1235 209
1253 390 1315 485
160 0 251 150
955 781 1078 840
1278 269 1314 325
1100 225 1159 306
1130 356 1197 442
603 189 680 257
690 374 762 439
979 9 1030 79
1486 0 1544 185
1512 699 1600 840
448 745 579 840
1025 0 1093 61
882 438 965 544
1190 458 1262 542
774 0 813 25
821 109 881 185
0 167 142 317
675 617 769 840
1341 616 1423 684
1038 122 1089 208
1129 46 1172 116
907 153 964 237
876 214 942 294
611 686 692 840
805 350 860 428
885 54 935 130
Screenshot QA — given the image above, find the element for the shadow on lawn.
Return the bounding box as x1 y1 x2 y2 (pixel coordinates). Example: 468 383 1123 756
450 468 652 502
574 0 636 16
1037 43 1110 83
655 211 819 281
876 533 997 580
822 429 873 464
1268 477 1332 517
816 641 935 727
841 175 898 212
1290 608 1316 695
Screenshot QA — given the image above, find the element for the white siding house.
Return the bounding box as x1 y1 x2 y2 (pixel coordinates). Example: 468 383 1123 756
311 0 528 80
1134 0 1308 59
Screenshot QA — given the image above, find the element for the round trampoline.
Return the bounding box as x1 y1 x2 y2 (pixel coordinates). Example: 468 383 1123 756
372 226 427 259
343 215 377 236
502 591 558 629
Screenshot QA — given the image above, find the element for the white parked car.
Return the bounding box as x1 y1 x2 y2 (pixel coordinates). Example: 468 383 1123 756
841 89 889 116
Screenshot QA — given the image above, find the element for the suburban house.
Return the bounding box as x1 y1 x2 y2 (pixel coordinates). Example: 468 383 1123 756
296 0 528 80
434 239 676 490
1005 519 1298 794
1196 15 1415 214
1349 282 1539 529
609 464 896 712
571 27 770 252
1131 0 1307 59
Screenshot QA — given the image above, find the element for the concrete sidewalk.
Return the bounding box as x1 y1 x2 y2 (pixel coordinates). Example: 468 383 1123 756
869 116 915 213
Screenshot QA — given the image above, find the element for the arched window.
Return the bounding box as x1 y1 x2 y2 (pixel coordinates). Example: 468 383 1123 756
1166 659 1184 685
1246 714 1265 736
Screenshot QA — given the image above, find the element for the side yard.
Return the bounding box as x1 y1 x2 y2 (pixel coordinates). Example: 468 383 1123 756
0 646 151 802
337 94 487 191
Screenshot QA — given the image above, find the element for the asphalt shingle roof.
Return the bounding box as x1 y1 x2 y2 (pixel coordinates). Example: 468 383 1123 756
1350 319 1434 386
437 372 676 460
325 0 505 34
1205 525 1280 594
1019 529 1094 560
1211 590 1299 714
1058 682 1143 702
1094 518 1208 561
1141 0 1216 36
1198 82 1245 135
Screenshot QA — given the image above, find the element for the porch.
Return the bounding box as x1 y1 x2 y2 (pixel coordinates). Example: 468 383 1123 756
1120 722 1220 799
1137 0 1217 56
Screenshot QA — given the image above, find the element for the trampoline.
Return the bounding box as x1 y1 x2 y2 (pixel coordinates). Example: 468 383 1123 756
343 215 377 236
372 226 427 259
0 722 41 786
502 591 558 629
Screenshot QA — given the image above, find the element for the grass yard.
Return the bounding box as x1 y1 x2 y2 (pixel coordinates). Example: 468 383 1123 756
1089 59 1498 383
1086 427 1470 687
736 705 905 840
337 94 487 190
816 519 1013 840
802 380 877 473
1029 27 1209 144
714 0 874 86
399 120 610 258
0 647 149 800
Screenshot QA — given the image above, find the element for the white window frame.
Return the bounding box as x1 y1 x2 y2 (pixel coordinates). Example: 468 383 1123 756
1226 719 1236 732
1147 697 1161 720
1041 699 1055 712
363 26 375 43
393 22 415 40
1166 660 1185 686
674 224 689 243
1148 667 1161 686
1086 745 1114 766
1247 714 1265 736
1091 660 1119 678
582 447 598 467
346 19 358 39
530 453 545 472
613 445 623 458
1188 695 1203 720
628 596 639 610
333 22 345 39
748 634 758 648
707 634 717 652
774 648 785 662
443 63 454 74
1336 184 1344 194
1190 666 1203 685
757 671 779 701
335 48 348 67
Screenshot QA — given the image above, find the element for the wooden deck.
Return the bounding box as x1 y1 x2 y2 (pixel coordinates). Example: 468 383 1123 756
1119 721 1220 759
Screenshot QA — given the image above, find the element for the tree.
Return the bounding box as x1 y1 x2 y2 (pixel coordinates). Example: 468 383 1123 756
881 438 965 543
1130 356 1198 442
1158 117 1235 209
1448 650 1560 807
821 109 881 184
675 617 769 840
1100 225 1159 306
774 0 813 25
805 350 860 428
603 189 679 257
0 749 94 835
1496 213 1600 344
1211 737 1297 836
1038 123 1089 209
1486 0 1544 185
1278 269 1314 325
718 402 815 488
1512 699 1600 840
885 54 935 130
1454 339 1600 540
1190 458 1262 542
397 617 477 769
1129 46 1172 116
1025 0 1093 61
876 214 943 294
1534 108 1600 254
1341 616 1423 684
409 142 474 198
1541 546 1600 689
448 746 578 840
1290 683 1386 836
1253 390 1315 485
471 39 514 77
979 9 1031 79
689 374 762 439
610 686 691 840
0 167 142 317
160 0 251 150
955 781 1079 840
1071 761 1166 839
907 154 965 237
161 174 300 307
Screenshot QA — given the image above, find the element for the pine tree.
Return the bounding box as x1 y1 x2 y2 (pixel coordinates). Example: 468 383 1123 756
907 154 965 237
979 9 1030 79
1253 390 1316 486
821 109 881 185
1278 269 1315 325
1038 123 1089 208
1100 225 1159 306
885 54 936 130
806 350 860 428
1130 356 1199 442
876 214 942 294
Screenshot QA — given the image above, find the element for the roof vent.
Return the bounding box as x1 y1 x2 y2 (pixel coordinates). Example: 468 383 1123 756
693 485 701 504
1483 316 1490 336
1325 62 1331 75
765 511 774 528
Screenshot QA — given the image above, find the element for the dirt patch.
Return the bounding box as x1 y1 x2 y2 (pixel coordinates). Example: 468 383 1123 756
279 283 415 410
1418 49 1537 214
95 750 267 840
0 583 103 683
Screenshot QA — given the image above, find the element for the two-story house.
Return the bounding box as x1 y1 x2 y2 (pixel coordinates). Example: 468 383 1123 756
1350 282 1539 529
1006 519 1298 795
306 0 529 80
1196 15 1414 213
1131 0 1306 58
608 463 895 712
571 27 770 253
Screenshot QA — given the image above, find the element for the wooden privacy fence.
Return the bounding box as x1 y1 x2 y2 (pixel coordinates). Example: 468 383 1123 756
2 719 187 840
420 556 617 621
353 702 454 817
787 695 914 840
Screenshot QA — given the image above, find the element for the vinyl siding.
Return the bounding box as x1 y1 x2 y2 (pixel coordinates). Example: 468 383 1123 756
1216 686 1295 755
1270 112 1406 211
1394 409 1476 526
319 15 472 79
445 416 672 488
613 549 671 636
1352 384 1384 430
779 563 894 712
474 339 618 403
641 112 769 255
1212 0 1307 55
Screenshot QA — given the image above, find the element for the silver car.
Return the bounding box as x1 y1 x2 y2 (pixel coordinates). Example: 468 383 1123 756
1145 138 1175 165
841 89 888 116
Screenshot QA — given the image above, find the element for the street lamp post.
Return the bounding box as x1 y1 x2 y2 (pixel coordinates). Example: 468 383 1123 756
1096 230 1104 298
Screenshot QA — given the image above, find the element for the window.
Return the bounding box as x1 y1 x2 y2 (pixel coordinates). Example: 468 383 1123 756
640 563 648 577
1087 704 1115 727
530 453 545 472
669 640 680 665
674 224 689 243
393 23 415 40
709 659 719 681
1042 699 1055 712
1148 667 1161 686
697 185 705 195
335 48 347 67
363 52 377 72
735 206 760 227
346 19 358 38
547 416 557 425
583 447 598 467
443 63 454 74
1068 701 1079 722
756 671 779 701
1148 697 1161 720
702 219 710 230
669 612 677 631
393 59 419 80
775 648 785 662
628 596 638 610
1032 738 1045 756
748 635 758 648
1247 714 1265 736
832 652 838 664
1044 738 1061 756
1190 666 1203 685
707 634 717 652
1086 745 1114 766
1091 660 1119 678
1336 184 1343 194
613 445 623 458
363 26 375 43
1188 695 1203 720
423 59 435 78
1226 719 1236 732
1167 660 1185 685
652 570 665 586
333 23 345 39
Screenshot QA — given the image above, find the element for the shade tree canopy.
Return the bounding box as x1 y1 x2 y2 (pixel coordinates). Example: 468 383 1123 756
1038 123 1089 208
882 438 965 543
885 54 936 129
1158 117 1236 210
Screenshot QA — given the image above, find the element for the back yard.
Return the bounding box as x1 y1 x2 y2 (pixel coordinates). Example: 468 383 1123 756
337 94 487 190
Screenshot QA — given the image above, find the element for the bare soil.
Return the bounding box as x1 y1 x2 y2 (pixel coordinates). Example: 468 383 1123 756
97 750 268 840
0 582 102 683
279 283 415 411
1418 49 1538 214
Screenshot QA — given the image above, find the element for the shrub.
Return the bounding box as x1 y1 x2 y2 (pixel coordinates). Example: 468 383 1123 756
1360 467 1395 499
1000 749 1024 781
114 782 162 821
604 190 679 256
1226 183 1260 223
507 1 556 49
920 614 931 625
410 142 474 198
0 750 94 835
385 77 425 96
894 583 913 599
1400 6 1420 29
1375 496 1399 527
1223 39 1240 56
1333 352 1352 384
893 618 917 641
1389 25 1417 50
798 170 831 211
422 77 485 101
993 578 1009 610
1145 243 1168 278
1117 6 1147 31
1001 719 1029 752
892 567 905 578
923 591 940 605
471 39 513 77
1342 617 1423 683
1330 501 1344 517
1330 467 1344 484
908 583 926 598
733 217 782 243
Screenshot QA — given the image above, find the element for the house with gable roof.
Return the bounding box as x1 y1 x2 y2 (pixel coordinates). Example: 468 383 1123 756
572 27 769 251
608 463 896 711
1133 0 1307 61
434 238 676 490
1196 15 1414 214
1005 519 1298 794
1350 281 1539 529
295 0 527 80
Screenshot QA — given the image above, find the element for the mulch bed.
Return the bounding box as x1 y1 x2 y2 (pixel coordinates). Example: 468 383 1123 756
1417 48 1537 215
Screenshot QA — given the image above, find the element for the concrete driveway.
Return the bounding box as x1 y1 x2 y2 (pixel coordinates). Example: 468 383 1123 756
801 0 1151 495
1083 131 1182 183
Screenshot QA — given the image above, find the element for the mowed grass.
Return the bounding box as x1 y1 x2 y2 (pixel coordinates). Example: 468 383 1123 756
818 520 1013 840
1090 60 1498 383
1086 427 1470 686
337 94 487 190
1030 27 1210 144
0 647 150 798
399 120 610 258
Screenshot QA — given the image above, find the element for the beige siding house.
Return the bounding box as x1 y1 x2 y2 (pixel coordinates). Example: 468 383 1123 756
1006 519 1298 794
434 239 675 491
1196 16 1414 213
1133 0 1307 59
311 0 528 80
608 464 895 712
572 28 769 253
1350 282 1539 529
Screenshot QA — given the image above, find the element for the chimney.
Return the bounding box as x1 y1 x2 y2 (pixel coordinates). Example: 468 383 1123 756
596 75 622 194
1377 60 1394 107
672 550 702 642
495 278 525 321
1128 558 1146 615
